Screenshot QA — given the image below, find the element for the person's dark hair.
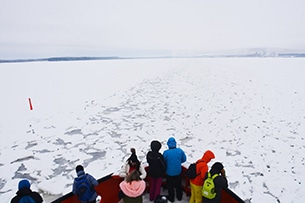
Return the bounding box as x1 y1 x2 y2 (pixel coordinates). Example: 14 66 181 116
211 162 224 174
127 148 138 162
76 165 84 173
126 170 141 183
127 148 140 170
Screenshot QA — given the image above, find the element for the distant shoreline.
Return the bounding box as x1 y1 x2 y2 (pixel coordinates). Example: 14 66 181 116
1 53 305 64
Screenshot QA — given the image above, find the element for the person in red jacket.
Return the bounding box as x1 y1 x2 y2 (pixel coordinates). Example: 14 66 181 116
189 150 215 203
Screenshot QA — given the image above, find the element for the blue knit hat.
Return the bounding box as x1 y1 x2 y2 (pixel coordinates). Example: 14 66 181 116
18 179 30 190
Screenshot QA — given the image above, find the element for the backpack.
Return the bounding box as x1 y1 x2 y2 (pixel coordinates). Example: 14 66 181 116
186 163 198 179
202 172 219 199
75 174 95 202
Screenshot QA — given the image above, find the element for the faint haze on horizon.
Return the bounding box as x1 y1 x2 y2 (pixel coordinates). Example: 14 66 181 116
1 0 305 59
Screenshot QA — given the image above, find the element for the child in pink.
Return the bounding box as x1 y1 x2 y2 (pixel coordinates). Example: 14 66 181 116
119 170 146 203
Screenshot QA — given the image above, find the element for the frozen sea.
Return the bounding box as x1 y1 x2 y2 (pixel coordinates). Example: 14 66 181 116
0 57 305 203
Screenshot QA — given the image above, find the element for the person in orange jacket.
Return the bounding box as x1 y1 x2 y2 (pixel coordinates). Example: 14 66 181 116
189 150 215 203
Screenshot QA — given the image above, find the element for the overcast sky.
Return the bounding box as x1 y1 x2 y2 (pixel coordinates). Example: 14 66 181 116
1 0 305 59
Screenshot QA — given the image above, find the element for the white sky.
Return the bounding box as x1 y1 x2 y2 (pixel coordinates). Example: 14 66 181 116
1 0 305 59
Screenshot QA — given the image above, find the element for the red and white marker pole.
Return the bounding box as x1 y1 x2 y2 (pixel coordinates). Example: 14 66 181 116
28 98 33 110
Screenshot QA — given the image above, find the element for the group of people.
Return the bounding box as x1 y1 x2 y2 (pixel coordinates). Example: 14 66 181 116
10 137 228 203
116 137 228 203
117 137 186 203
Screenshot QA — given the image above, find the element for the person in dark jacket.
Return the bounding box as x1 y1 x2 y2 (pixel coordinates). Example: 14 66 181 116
163 137 187 202
146 140 166 201
202 162 228 203
72 165 99 203
11 179 43 203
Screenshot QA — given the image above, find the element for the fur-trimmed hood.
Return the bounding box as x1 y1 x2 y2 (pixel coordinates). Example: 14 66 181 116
119 180 146 197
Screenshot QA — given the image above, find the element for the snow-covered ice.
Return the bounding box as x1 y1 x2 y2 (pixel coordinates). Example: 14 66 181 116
0 58 305 203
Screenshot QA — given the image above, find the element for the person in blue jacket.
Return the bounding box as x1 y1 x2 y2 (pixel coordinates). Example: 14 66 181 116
163 137 187 202
73 165 99 203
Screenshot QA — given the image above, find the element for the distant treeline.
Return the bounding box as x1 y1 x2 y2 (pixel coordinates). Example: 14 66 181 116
0 56 122 63
278 53 305 57
196 53 305 58
1 54 305 63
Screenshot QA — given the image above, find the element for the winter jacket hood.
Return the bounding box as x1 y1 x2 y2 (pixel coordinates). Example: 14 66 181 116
200 150 215 163
190 150 215 186
167 137 177 149
151 140 162 152
119 180 146 198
